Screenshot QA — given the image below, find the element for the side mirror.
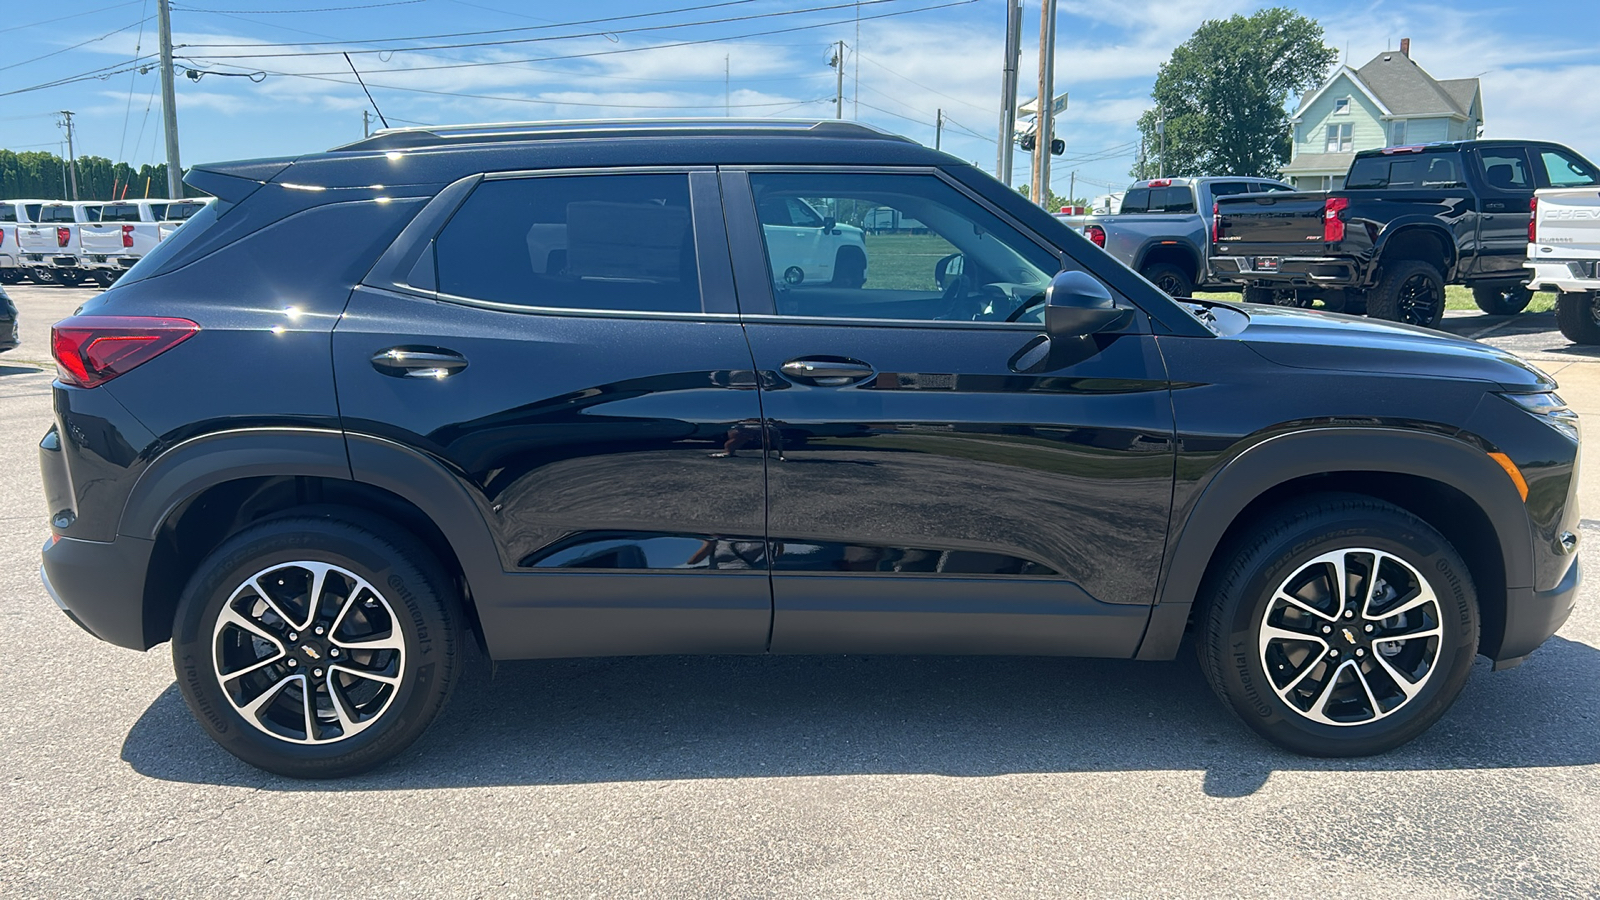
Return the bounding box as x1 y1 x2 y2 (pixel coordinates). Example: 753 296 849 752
822 216 837 232
1044 270 1132 338
934 253 964 288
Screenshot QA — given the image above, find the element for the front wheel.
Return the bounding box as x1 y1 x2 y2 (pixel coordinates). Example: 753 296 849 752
1471 283 1533 316
171 512 464 778
1555 291 1600 345
1141 262 1194 299
831 249 866 288
1368 260 1445 328
1197 494 1478 757
26 267 58 285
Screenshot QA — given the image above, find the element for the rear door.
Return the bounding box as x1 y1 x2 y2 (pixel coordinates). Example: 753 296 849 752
333 168 771 660
1471 147 1537 277
722 167 1174 657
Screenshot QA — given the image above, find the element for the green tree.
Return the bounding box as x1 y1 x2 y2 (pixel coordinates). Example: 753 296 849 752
1133 8 1335 179
0 149 201 200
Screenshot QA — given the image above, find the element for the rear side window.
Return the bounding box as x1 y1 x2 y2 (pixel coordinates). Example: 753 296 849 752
165 201 207 221
435 174 702 314
24 204 41 222
1209 182 1251 197
99 203 143 223
1119 189 1149 213
1477 149 1533 191
1157 186 1196 213
38 206 76 223
1537 149 1599 187
1347 153 1464 189
1251 182 1294 193
0 206 14 223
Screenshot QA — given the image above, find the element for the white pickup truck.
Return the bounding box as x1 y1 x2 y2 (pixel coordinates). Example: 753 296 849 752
1527 185 1600 343
80 200 165 286
158 198 215 241
755 195 867 286
0 201 34 284
16 201 101 286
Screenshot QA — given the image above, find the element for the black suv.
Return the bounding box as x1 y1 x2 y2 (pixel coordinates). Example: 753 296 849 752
40 121 1581 777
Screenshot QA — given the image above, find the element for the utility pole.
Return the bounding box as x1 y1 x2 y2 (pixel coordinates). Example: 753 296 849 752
157 0 183 199
1031 0 1057 207
1156 112 1165 179
935 109 943 150
853 0 860 119
363 109 371 137
57 111 79 200
1068 170 1075 208
995 0 1022 184
59 142 68 199
832 40 846 119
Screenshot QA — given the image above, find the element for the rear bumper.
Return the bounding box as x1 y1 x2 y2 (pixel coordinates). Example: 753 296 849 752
1211 255 1361 286
40 534 156 651
1525 259 1600 294
1494 558 1581 667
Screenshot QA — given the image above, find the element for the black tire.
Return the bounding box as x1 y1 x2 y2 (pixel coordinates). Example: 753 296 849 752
26 267 57 285
1367 259 1445 328
91 271 117 288
56 269 83 286
171 511 464 778
1471 283 1533 316
1141 262 1194 298
1244 286 1310 308
1555 291 1600 345
1196 494 1478 757
831 248 866 288
0 269 20 284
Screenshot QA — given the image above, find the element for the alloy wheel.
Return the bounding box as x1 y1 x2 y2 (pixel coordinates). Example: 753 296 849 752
1396 274 1442 325
211 561 407 745
1257 547 1443 726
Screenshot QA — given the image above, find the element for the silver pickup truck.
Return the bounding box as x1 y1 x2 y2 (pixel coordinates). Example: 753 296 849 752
1058 176 1292 297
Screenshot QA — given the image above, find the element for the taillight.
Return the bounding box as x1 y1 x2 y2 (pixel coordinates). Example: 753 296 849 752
1085 224 1106 248
1212 202 1221 244
122 225 135 248
1530 196 1538 243
1323 196 1349 243
51 316 200 388
56 227 70 247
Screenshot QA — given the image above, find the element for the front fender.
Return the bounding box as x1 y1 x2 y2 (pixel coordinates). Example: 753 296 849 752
1135 427 1532 660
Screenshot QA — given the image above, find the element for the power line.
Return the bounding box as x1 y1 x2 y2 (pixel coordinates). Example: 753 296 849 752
175 0 429 13
0 1 141 35
855 51 990 115
0 17 154 74
117 0 153 170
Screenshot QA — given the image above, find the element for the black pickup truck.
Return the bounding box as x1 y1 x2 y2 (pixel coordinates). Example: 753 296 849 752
1211 140 1600 326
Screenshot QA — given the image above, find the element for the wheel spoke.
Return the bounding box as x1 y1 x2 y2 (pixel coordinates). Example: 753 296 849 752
301 673 318 742
328 674 359 734
330 661 402 686
1261 623 1329 647
1275 652 1330 703
241 576 301 634
235 672 297 717
1372 650 1427 701
1307 659 1348 720
1277 591 1339 623
1358 551 1386 619
1377 624 1442 643
335 630 405 652
1378 583 1438 621
1352 664 1382 720
216 603 284 648
218 650 285 683
302 563 331 631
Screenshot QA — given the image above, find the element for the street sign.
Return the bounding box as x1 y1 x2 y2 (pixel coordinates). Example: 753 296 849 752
1018 92 1068 117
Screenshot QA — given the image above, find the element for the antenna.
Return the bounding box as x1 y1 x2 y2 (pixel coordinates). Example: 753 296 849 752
344 52 389 130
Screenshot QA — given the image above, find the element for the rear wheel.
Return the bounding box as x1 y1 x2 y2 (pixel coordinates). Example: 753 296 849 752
56 269 83 286
0 269 20 285
1141 262 1194 299
171 512 464 778
1244 286 1310 308
26 267 57 285
1368 260 1445 328
1197 494 1478 756
1471 283 1533 315
1555 291 1600 345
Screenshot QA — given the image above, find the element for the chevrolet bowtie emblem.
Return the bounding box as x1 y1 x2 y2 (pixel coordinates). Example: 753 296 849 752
1342 628 1357 644
301 645 323 660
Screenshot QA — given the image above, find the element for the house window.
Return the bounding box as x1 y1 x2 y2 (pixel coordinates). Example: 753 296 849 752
1333 97 1350 115
1389 120 1408 146
1325 123 1352 153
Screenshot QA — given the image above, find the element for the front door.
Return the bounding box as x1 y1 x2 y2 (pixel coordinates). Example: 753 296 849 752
333 169 771 659
722 169 1175 657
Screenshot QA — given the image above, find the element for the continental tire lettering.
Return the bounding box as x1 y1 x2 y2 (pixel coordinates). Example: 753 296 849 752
181 653 228 733
386 573 431 648
1232 638 1273 718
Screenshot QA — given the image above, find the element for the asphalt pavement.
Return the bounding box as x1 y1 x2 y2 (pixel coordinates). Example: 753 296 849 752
2 283 1599 897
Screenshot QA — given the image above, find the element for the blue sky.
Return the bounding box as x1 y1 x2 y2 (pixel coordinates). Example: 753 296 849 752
4 0 1597 199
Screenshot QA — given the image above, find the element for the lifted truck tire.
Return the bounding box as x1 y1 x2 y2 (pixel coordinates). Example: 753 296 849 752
1368 260 1445 328
1197 494 1478 757
1555 291 1600 345
1141 262 1194 299
1471 284 1533 316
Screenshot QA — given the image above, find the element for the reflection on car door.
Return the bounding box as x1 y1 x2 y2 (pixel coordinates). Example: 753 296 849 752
723 168 1176 657
758 194 829 284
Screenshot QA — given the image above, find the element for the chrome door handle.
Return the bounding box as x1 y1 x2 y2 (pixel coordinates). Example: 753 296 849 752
780 357 874 386
371 347 468 379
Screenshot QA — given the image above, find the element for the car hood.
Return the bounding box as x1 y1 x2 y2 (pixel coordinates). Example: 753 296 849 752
1213 302 1555 391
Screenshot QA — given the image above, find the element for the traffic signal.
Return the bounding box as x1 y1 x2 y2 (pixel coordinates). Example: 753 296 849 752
1020 132 1036 152
1050 138 1064 155
1018 133 1065 156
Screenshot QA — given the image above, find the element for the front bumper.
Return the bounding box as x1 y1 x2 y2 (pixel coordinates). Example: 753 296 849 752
1494 558 1581 667
40 534 157 651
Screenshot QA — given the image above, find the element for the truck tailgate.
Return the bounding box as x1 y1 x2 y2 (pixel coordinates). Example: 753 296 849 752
1215 192 1327 248
17 224 63 254
80 224 127 255
1537 189 1600 255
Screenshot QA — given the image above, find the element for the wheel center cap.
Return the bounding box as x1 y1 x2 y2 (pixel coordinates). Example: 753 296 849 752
1341 626 1360 645
300 643 324 661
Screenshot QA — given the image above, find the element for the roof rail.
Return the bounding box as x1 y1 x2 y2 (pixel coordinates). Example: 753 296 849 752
331 118 912 152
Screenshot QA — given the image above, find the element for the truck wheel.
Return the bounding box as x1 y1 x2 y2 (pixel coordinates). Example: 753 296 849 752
0 269 20 285
1555 291 1600 345
1368 260 1444 328
171 511 465 778
831 249 866 288
1244 286 1310 308
1471 284 1532 316
1197 494 1478 757
56 269 83 287
91 271 117 288
27 267 58 285
1141 262 1194 298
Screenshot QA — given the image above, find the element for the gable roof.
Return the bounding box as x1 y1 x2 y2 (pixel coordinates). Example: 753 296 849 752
1293 66 1390 119
1354 51 1477 118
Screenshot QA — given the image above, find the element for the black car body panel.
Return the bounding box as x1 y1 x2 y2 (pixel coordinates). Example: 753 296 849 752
36 122 1579 680
0 287 16 352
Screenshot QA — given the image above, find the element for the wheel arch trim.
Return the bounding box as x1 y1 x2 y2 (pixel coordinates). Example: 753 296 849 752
1135 426 1533 660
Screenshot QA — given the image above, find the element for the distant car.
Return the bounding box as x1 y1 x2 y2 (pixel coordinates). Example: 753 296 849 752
158 198 216 241
0 284 17 353
80 200 167 287
16 201 101 286
755 194 867 286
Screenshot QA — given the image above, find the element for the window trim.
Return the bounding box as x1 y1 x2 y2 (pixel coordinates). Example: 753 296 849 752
1333 96 1351 115
719 165 1145 333
364 165 739 321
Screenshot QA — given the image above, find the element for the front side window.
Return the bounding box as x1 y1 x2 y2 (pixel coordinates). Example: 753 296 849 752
435 173 702 314
1538 149 1599 188
747 172 1065 324
1326 123 1353 153
1478 149 1533 191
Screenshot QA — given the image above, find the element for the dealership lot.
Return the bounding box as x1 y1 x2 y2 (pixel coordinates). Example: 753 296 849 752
3 284 1600 896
